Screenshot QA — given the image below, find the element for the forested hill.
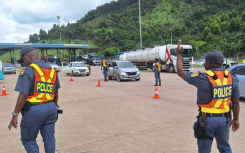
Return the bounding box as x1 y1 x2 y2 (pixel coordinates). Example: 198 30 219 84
28 0 245 58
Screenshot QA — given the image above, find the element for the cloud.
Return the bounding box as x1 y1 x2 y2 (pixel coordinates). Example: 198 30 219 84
0 0 113 43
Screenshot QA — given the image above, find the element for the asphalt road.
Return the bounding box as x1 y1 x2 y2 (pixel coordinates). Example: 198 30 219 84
0 66 244 153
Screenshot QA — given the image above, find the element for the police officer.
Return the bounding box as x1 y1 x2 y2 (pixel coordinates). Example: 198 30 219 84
101 57 109 81
8 46 61 153
176 40 240 153
226 58 230 69
154 58 161 86
242 57 245 64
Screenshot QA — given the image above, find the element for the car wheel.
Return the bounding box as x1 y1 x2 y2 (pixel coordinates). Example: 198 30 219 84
135 78 140 81
89 69 91 75
169 65 175 73
14 72 16 74
66 73 69 76
117 74 121 82
86 74 89 76
109 76 112 80
72 71 75 76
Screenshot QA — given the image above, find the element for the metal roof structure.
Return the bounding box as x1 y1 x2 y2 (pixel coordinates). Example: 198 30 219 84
0 43 90 64
0 43 89 50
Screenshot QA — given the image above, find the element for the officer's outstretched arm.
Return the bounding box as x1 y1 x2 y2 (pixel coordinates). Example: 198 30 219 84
230 98 240 132
176 39 186 81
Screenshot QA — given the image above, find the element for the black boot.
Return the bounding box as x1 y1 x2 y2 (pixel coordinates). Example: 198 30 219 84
154 83 158 86
159 83 161 86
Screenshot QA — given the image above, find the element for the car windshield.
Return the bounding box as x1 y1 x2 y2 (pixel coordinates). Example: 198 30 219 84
3 63 14 67
117 62 134 68
94 57 100 60
73 63 85 67
182 49 193 57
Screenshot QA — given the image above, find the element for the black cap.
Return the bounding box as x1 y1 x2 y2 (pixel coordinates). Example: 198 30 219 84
205 50 224 65
155 58 159 61
18 46 36 63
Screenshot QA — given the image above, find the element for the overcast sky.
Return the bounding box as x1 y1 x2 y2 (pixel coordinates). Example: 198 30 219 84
0 0 113 43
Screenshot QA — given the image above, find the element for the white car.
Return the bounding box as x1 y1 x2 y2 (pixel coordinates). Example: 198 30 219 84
47 63 60 72
62 62 90 76
193 60 205 65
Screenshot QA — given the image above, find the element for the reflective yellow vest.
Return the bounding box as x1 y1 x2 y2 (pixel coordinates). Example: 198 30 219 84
197 70 233 114
226 59 230 65
27 63 56 104
155 63 161 71
103 60 107 67
242 59 245 64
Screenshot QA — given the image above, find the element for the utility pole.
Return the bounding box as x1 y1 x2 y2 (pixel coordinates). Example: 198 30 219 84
161 32 162 46
171 32 172 45
57 16 63 59
139 0 142 48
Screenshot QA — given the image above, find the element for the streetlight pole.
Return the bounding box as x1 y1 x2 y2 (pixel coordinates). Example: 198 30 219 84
139 0 142 48
57 16 62 59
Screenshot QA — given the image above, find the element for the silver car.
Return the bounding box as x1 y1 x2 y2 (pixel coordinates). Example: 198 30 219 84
47 63 60 72
227 64 245 98
103 60 140 82
2 63 16 74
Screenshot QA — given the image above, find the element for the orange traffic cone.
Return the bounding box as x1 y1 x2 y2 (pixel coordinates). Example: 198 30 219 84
96 79 102 87
152 87 161 99
0 86 9 96
18 70 20 72
70 76 74 81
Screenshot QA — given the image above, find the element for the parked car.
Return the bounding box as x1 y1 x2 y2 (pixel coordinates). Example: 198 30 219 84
227 64 245 98
193 60 205 65
62 62 90 76
47 62 60 72
101 60 140 82
2 63 16 74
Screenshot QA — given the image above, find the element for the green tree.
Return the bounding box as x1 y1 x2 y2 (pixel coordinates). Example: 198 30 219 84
203 27 211 38
230 17 240 32
212 24 221 35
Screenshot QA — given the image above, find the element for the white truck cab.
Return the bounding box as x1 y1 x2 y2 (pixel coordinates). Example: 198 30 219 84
62 62 90 76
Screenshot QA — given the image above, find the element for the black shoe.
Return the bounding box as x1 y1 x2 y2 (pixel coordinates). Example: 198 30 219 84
105 79 108 81
154 84 158 86
159 83 161 86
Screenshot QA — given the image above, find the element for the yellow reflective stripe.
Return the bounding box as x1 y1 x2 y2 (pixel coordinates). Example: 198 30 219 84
200 106 230 113
204 70 215 76
224 70 229 76
46 94 52 100
47 68 55 83
30 64 44 76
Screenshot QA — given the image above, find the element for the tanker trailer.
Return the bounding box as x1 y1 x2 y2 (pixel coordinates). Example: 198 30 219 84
119 44 193 73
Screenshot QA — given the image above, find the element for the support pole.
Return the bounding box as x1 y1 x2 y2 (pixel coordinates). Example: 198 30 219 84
13 48 16 65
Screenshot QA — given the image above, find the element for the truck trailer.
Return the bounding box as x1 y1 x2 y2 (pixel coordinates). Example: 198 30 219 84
119 44 193 72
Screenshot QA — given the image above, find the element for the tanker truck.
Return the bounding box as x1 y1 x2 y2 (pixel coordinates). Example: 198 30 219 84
119 44 193 73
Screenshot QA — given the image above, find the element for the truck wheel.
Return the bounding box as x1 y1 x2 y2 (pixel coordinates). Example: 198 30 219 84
109 76 112 80
66 73 69 76
117 74 121 82
169 65 175 73
135 78 140 81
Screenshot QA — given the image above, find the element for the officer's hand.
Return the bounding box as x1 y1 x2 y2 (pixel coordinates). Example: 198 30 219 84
8 116 18 131
177 39 183 54
230 120 239 132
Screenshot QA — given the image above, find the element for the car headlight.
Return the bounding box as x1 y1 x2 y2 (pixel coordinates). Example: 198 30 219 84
74 68 78 71
136 69 139 72
121 70 125 73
